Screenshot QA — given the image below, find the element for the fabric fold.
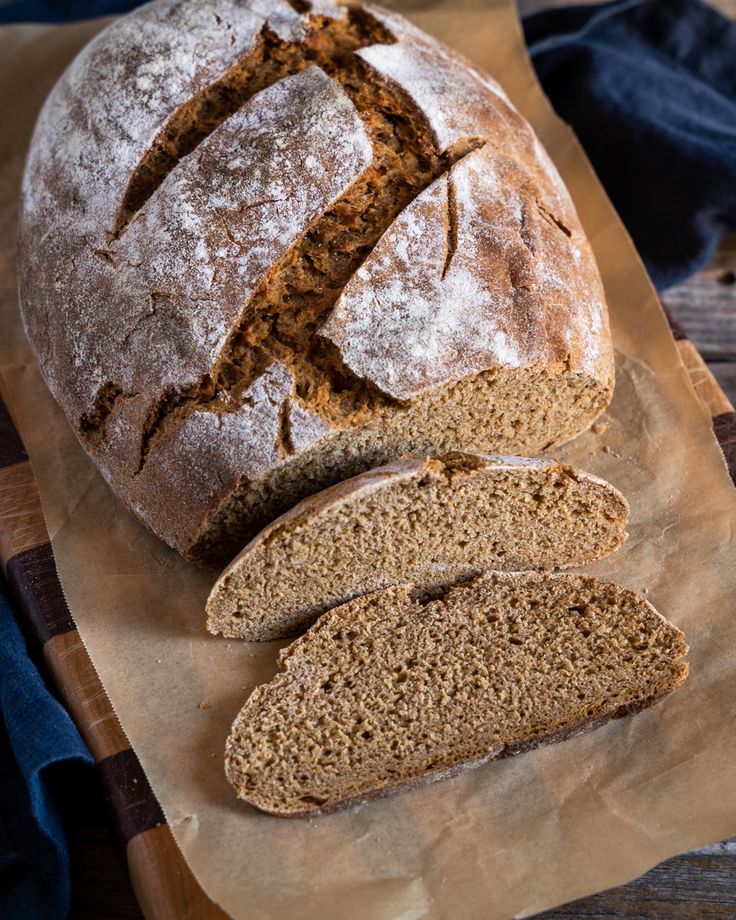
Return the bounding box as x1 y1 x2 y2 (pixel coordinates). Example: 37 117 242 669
0 583 92 920
526 0 736 289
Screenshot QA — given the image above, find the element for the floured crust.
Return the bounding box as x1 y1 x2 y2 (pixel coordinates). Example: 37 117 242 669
20 0 334 404
19 0 614 564
321 146 610 398
22 60 372 455
323 8 611 397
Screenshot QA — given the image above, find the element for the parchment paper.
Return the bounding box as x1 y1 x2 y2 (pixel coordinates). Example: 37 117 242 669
2 3 736 918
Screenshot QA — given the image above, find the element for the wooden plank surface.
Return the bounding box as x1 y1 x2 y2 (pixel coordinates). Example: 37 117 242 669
663 237 736 399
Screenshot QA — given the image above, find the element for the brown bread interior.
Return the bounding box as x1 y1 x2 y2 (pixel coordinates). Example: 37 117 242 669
192 369 610 567
225 572 688 816
207 455 629 640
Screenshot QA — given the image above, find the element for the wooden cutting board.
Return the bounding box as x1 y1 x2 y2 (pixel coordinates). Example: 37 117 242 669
0 313 733 920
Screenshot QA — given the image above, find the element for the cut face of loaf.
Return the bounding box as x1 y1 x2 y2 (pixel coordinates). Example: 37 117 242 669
19 0 614 567
225 572 688 816
206 453 629 640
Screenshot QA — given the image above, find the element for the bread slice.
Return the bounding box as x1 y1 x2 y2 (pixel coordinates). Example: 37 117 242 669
207 453 629 640
225 573 688 816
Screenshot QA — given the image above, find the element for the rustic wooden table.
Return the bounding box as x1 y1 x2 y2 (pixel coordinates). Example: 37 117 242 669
62 1 736 917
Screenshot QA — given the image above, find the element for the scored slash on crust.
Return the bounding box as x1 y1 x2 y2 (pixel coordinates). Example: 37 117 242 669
86 4 487 472
20 0 614 564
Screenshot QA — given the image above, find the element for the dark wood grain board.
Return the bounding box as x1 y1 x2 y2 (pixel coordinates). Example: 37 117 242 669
703 362 736 409
663 237 736 397
543 843 736 919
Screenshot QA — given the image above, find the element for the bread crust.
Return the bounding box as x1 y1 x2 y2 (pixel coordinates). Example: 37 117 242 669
18 0 614 563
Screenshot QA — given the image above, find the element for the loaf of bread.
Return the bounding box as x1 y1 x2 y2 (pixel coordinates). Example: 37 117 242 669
225 572 688 816
207 453 629 639
19 0 613 566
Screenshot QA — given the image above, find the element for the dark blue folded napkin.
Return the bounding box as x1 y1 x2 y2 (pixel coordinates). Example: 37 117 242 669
0 583 92 920
0 0 139 21
525 0 736 289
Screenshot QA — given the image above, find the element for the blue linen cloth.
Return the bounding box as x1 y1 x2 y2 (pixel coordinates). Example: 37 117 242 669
0 583 92 920
0 0 140 20
525 0 736 289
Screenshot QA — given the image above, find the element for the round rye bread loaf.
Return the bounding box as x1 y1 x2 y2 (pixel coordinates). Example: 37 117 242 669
18 0 614 566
